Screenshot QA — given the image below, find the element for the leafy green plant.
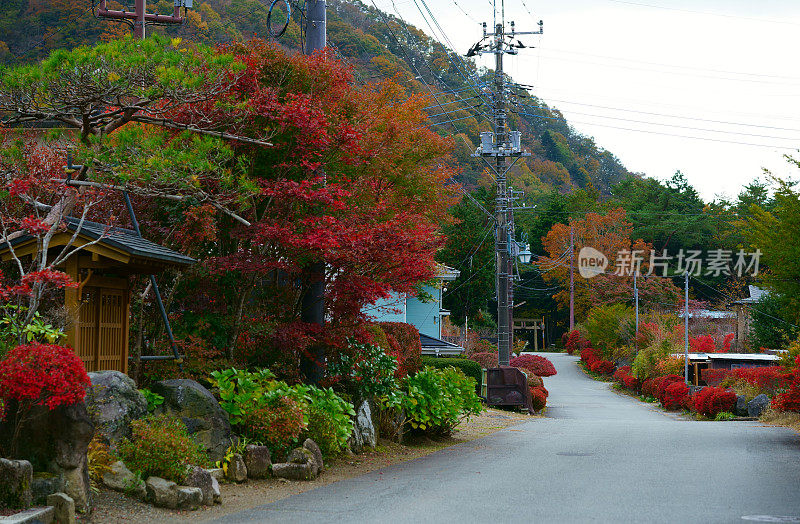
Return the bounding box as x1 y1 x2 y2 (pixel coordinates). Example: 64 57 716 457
714 411 736 421
384 366 482 437
139 388 164 413
215 437 250 476
326 340 399 403
584 304 634 359
421 356 482 391
303 387 355 457
0 308 65 358
118 414 208 483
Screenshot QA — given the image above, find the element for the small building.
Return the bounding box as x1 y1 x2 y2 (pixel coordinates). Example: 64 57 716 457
731 285 769 346
1 218 194 373
365 265 464 355
675 351 781 386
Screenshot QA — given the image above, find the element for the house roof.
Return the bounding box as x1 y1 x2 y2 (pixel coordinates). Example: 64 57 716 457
731 285 769 305
678 309 736 319
672 352 781 362
420 333 465 356
1 217 195 268
436 264 461 281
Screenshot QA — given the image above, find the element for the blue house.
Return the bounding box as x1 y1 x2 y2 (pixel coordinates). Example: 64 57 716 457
364 265 464 356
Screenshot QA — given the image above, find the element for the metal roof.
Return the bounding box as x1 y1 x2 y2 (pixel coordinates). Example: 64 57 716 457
420 333 465 356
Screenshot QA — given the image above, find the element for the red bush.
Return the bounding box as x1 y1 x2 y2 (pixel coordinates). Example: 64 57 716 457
613 366 641 392
613 366 632 382
530 385 548 412
0 343 89 416
655 375 685 405
623 374 641 392
379 322 422 378
701 368 729 387
564 330 588 355
590 359 615 376
580 347 600 365
468 352 499 369
662 381 689 410
641 378 658 398
693 386 737 418
725 366 792 395
772 369 800 413
510 354 557 377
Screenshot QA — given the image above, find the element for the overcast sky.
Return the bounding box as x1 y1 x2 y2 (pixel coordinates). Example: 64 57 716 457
370 0 800 201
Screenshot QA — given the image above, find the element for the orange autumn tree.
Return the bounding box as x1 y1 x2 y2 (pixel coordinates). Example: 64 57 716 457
540 208 680 320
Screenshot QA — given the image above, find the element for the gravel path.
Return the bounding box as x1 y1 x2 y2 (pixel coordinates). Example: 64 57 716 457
84 407 532 523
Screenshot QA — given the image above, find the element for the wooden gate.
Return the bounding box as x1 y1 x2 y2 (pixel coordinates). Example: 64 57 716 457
76 282 129 373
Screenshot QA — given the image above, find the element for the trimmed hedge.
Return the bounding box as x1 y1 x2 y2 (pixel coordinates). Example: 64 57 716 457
421 356 482 392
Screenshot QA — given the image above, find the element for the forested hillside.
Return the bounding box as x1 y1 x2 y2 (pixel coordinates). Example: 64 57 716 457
0 0 634 194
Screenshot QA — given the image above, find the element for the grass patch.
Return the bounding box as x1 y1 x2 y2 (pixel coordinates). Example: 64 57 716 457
760 408 800 433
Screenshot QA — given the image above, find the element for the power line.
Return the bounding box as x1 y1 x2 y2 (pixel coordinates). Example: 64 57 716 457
528 97 800 133
516 110 800 150
520 104 800 141
605 0 800 27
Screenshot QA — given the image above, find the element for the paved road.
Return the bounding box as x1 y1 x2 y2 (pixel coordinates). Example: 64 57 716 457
210 353 800 524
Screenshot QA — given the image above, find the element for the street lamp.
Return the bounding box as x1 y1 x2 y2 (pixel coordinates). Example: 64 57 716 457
517 243 532 264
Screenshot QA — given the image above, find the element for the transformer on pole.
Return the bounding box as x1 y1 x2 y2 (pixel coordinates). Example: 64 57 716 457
469 11 542 366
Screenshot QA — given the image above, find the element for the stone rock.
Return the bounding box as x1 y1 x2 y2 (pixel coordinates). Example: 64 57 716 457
102 461 145 500
85 371 147 446
288 447 314 465
174 486 203 511
244 445 272 479
0 401 95 514
206 467 223 480
210 476 222 504
354 402 377 450
348 421 363 454
151 379 232 462
47 492 76 524
747 394 770 418
145 476 202 510
225 453 247 483
271 462 314 481
0 458 33 509
60 464 91 514
184 466 214 506
146 477 178 509
31 473 64 505
303 439 324 477
735 395 749 417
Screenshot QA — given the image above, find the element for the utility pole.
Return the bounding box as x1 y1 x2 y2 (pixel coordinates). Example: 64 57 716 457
634 270 639 339
299 0 327 384
684 272 690 385
470 8 542 366
569 224 574 332
97 0 188 39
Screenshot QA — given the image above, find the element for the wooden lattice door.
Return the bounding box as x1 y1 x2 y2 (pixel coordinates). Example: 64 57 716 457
77 284 129 373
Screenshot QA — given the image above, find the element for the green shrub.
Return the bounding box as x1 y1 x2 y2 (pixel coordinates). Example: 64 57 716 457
118 414 208 483
326 340 398 403
385 366 483 437
208 368 354 458
421 356 482 391
239 396 307 459
139 388 164 413
303 387 355 457
584 304 634 358
632 338 679 380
